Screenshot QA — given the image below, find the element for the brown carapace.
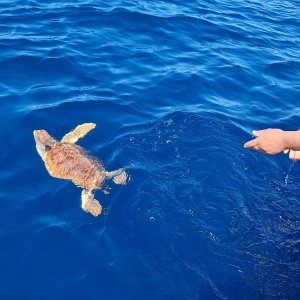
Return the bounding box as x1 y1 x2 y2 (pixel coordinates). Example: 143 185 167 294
33 123 127 217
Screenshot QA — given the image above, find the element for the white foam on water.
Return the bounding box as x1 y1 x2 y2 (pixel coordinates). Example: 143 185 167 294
284 161 295 185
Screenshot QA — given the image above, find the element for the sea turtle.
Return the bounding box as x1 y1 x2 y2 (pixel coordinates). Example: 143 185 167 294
33 123 127 217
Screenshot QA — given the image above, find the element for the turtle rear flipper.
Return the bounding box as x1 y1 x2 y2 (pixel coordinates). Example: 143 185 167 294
81 189 102 217
61 123 96 144
105 168 128 185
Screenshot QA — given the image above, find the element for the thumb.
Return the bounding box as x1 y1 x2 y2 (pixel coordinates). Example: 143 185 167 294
252 129 268 137
244 137 259 149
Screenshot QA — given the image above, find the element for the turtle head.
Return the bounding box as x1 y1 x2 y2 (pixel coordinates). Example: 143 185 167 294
33 130 57 161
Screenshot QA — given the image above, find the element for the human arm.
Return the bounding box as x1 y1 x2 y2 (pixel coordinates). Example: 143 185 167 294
243 128 300 156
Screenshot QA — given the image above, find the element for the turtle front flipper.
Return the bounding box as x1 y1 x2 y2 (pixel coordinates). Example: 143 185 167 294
81 189 102 217
61 123 96 144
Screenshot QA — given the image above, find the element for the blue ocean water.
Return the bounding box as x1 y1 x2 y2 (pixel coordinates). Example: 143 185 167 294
1 0 300 299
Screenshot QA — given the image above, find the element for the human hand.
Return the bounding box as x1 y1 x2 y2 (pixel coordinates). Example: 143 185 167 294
284 149 300 161
243 128 287 155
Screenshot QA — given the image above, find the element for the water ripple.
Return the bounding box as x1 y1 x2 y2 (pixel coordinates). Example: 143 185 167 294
1 0 300 298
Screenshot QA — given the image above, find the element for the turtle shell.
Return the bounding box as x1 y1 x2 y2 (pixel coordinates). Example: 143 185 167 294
44 142 106 190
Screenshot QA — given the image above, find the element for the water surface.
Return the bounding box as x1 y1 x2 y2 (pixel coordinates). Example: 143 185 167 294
1 0 300 299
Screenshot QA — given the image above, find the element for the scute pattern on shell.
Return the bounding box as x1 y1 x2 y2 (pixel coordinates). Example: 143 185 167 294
44 143 106 190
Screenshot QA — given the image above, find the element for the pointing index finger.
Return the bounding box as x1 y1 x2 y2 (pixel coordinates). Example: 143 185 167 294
252 129 268 137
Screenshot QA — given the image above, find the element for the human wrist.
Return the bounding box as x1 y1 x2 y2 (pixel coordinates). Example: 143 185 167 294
283 130 300 150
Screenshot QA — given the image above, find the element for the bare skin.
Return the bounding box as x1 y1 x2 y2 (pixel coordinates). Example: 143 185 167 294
244 128 300 160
